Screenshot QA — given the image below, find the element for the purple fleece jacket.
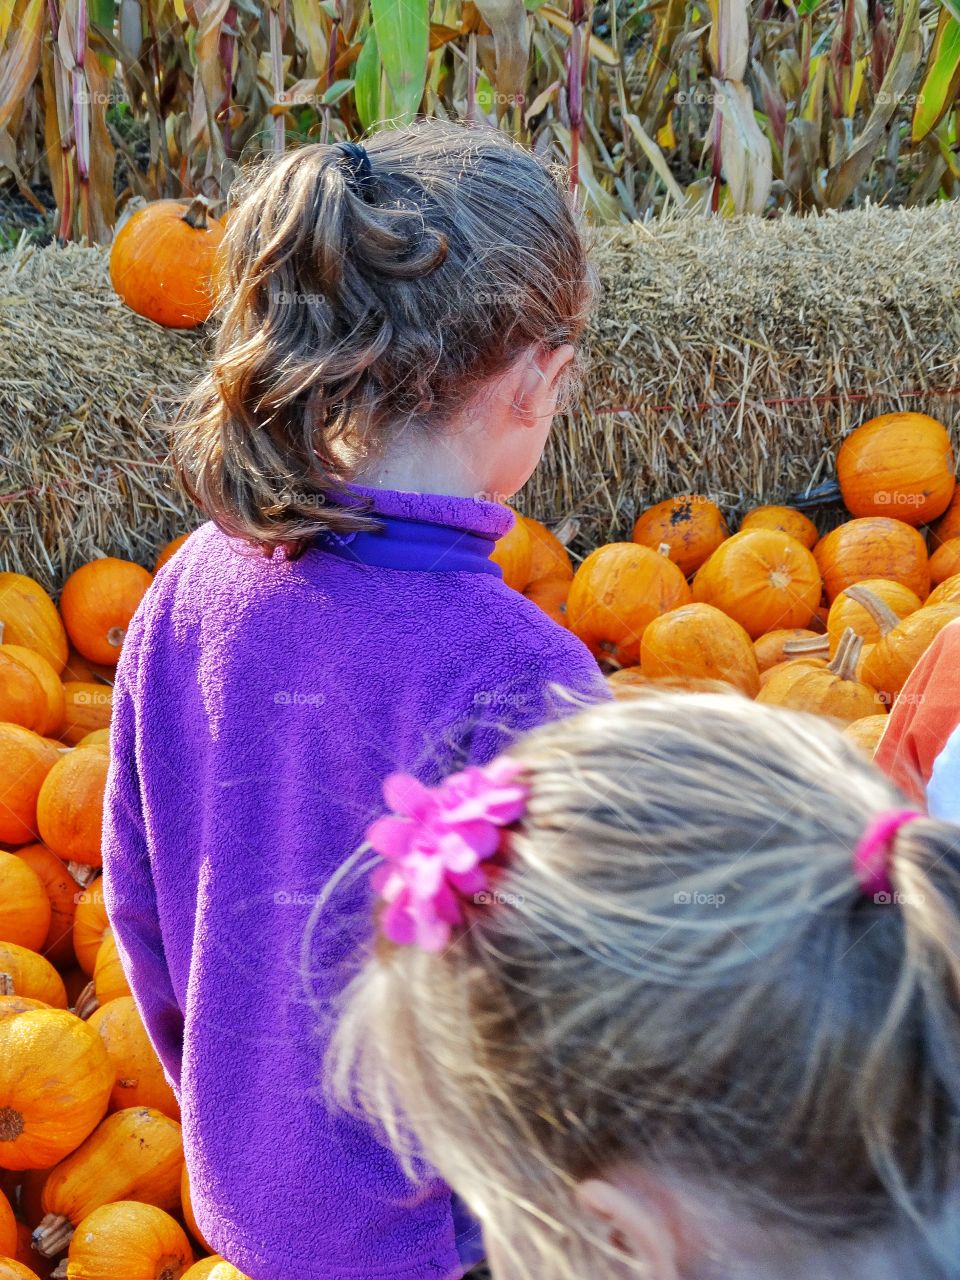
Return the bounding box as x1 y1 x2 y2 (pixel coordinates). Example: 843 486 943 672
101 487 606 1280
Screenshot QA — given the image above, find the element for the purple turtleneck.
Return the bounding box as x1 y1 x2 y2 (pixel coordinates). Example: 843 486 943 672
101 488 606 1280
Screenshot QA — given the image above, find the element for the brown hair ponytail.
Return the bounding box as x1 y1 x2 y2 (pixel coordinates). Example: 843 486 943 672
173 121 591 554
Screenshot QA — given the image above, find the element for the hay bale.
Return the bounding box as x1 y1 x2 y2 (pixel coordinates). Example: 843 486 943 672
524 201 960 547
0 242 204 592
3 201 960 593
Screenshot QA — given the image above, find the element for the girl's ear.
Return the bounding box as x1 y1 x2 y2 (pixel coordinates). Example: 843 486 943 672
575 1176 683 1280
511 344 575 426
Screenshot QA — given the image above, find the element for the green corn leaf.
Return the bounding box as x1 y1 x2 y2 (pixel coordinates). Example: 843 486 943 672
88 0 116 28
476 71 494 116
912 7 960 142
354 26 380 129
370 0 428 122
322 77 355 106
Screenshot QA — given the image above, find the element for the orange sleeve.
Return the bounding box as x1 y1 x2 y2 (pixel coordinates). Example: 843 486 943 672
874 621 960 807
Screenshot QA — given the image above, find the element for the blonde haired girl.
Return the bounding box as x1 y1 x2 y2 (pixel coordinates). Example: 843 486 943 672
333 691 960 1280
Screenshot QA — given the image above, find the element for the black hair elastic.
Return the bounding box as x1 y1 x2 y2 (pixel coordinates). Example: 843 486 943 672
332 140 375 198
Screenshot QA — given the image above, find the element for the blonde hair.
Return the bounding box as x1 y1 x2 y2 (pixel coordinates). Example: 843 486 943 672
330 692 960 1278
173 120 591 554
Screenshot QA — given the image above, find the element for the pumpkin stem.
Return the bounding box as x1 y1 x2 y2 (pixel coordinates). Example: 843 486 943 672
828 628 864 681
33 1215 74 1258
67 862 99 887
843 585 899 636
551 516 580 547
181 195 212 230
106 626 126 649
657 542 672 558
51 1263 68 1280
0 972 13 996
782 635 830 658
74 981 99 1021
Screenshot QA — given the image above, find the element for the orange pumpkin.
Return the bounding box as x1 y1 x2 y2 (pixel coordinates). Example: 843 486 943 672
180 1164 212 1254
15 845 79 970
182 1259 250 1280
813 518 930 602
0 726 60 846
757 643 830 689
757 630 883 724
842 715 889 757
0 653 46 733
521 517 573 586
0 1008 112 1169
59 560 152 668
91 932 132 1009
753 628 821 673
929 488 960 549
490 515 533 592
0 1189 15 1257
0 995 49 1022
566 543 692 667
0 854 50 952
862 604 960 703
826 579 922 650
691 530 821 639
35 1109 183 1257
639 603 760 697
0 1258 42 1280
73 879 109 977
153 534 190 575
77 728 111 748
0 944 67 1008
60 683 113 747
87 998 179 1121
36 745 110 867
65 1200 193 1279
632 495 728 578
110 197 227 329
0 575 67 674
929 537 960 587
523 578 569 628
0 647 64 738
927 574 960 607
836 412 956 526
739 505 818 549
62 648 116 686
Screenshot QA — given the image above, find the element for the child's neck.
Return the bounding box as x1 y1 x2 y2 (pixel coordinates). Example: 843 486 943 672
351 449 483 499
348 405 511 500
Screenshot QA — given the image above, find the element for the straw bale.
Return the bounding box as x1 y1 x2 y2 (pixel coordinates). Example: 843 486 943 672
0 240 205 591
523 201 960 547
2 200 960 592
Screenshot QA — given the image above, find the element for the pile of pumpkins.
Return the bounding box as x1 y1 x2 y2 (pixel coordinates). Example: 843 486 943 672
0 540 247 1279
0 409 957 1276
500 411 960 757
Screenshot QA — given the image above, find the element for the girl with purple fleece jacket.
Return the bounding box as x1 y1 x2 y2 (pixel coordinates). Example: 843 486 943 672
102 120 607 1280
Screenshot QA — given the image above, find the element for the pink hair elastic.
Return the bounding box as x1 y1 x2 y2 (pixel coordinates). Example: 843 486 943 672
366 759 528 952
854 809 923 898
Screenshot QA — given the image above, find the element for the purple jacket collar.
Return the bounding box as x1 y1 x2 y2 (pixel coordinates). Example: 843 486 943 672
312 484 514 576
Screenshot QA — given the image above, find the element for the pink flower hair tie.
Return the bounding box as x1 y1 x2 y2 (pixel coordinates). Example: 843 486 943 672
854 808 923 899
365 759 529 953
